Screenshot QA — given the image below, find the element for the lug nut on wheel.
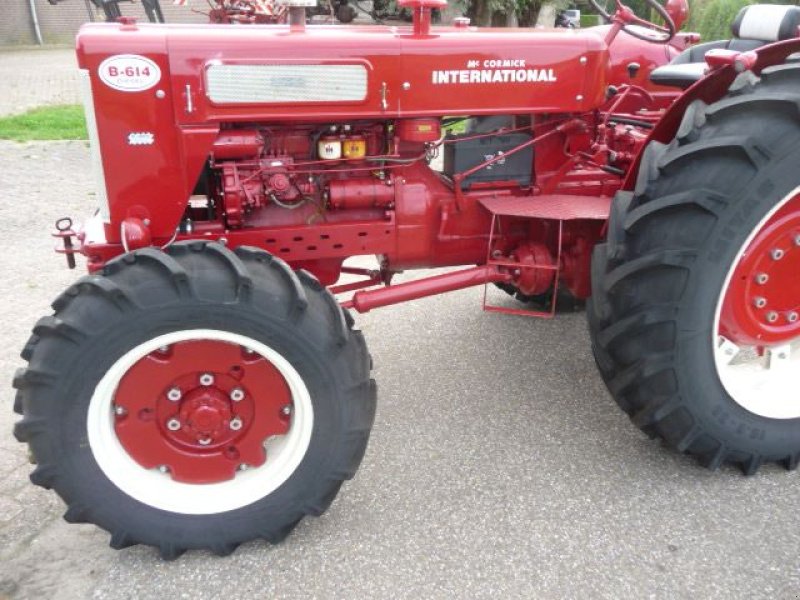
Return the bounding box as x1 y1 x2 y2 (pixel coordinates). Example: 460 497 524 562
198 436 212 446
229 417 243 431
166 418 181 431
755 273 769 285
167 387 182 401
788 312 799 323
766 311 779 323
230 387 245 402
199 373 215 386
754 297 767 309
771 248 785 260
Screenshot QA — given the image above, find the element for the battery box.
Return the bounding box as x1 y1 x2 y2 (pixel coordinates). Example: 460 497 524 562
443 131 534 188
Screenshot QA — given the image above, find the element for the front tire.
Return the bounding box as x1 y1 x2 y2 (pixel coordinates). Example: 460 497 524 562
13 241 376 558
589 64 800 473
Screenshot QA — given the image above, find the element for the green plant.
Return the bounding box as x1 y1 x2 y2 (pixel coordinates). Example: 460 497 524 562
580 13 602 26
687 0 800 40
0 105 87 142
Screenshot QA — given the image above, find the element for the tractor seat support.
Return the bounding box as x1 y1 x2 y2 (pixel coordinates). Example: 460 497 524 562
650 5 800 89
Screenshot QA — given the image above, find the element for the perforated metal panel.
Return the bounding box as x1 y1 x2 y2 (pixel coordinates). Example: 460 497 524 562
206 64 368 104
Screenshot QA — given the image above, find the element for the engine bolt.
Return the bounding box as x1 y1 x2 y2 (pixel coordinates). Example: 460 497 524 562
199 373 215 386
788 312 799 323
229 417 243 431
281 404 293 417
166 418 181 431
755 273 769 285
230 387 245 402
158 465 169 474
753 297 767 309
766 311 779 323
198 437 212 446
167 387 182 402
114 405 127 416
771 248 785 261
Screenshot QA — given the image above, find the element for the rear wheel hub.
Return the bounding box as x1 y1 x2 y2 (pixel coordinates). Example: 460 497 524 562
720 195 800 346
715 190 800 419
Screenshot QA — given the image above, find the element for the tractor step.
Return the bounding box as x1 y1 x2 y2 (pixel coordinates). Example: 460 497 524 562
480 195 612 317
478 194 612 221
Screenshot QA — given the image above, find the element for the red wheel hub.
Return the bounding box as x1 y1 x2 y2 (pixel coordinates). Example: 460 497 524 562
720 193 800 346
113 339 293 483
179 389 232 440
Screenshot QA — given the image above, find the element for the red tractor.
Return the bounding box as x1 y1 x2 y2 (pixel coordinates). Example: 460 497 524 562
12 0 800 558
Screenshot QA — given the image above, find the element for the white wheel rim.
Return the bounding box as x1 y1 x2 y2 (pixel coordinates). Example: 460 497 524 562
87 329 313 514
713 186 800 419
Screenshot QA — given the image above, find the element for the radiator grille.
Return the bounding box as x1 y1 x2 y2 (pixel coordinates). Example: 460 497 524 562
79 69 110 223
206 64 368 104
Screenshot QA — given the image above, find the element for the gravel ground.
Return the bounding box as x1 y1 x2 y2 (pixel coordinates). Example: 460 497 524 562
1 140 799 600
1 43 800 600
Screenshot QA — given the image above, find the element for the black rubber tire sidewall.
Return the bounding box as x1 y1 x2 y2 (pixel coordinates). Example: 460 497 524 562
53 302 346 548
670 150 800 455
589 68 800 468
17 243 375 553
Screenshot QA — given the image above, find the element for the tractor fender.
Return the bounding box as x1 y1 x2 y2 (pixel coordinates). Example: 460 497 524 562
622 37 800 192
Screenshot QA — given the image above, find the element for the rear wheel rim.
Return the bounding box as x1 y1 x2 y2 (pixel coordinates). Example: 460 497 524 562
714 188 800 419
87 329 313 514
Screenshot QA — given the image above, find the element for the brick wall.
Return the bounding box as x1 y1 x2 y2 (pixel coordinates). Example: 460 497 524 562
1 0 207 46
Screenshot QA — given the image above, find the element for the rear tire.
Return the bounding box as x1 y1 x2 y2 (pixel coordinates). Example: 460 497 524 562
588 64 800 474
13 241 376 558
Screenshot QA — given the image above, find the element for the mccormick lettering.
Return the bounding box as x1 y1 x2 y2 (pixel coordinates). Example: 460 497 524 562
432 68 557 85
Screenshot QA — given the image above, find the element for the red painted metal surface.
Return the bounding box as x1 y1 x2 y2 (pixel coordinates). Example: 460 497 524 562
593 24 685 101
509 242 557 296
74 18 614 238
66 12 689 309
342 265 511 312
114 340 291 483
479 195 612 221
720 193 800 347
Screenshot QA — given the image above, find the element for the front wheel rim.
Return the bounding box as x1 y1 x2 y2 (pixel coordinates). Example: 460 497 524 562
87 329 314 515
714 188 800 419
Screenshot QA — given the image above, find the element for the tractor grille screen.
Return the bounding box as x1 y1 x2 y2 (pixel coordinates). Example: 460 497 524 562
205 64 368 104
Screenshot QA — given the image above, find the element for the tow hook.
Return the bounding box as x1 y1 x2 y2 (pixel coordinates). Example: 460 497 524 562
53 217 77 269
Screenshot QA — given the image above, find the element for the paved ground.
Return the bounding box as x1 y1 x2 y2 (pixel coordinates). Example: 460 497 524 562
0 48 80 116
1 47 800 600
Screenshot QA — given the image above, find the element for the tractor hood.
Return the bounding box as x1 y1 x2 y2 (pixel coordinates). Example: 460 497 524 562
77 21 610 124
